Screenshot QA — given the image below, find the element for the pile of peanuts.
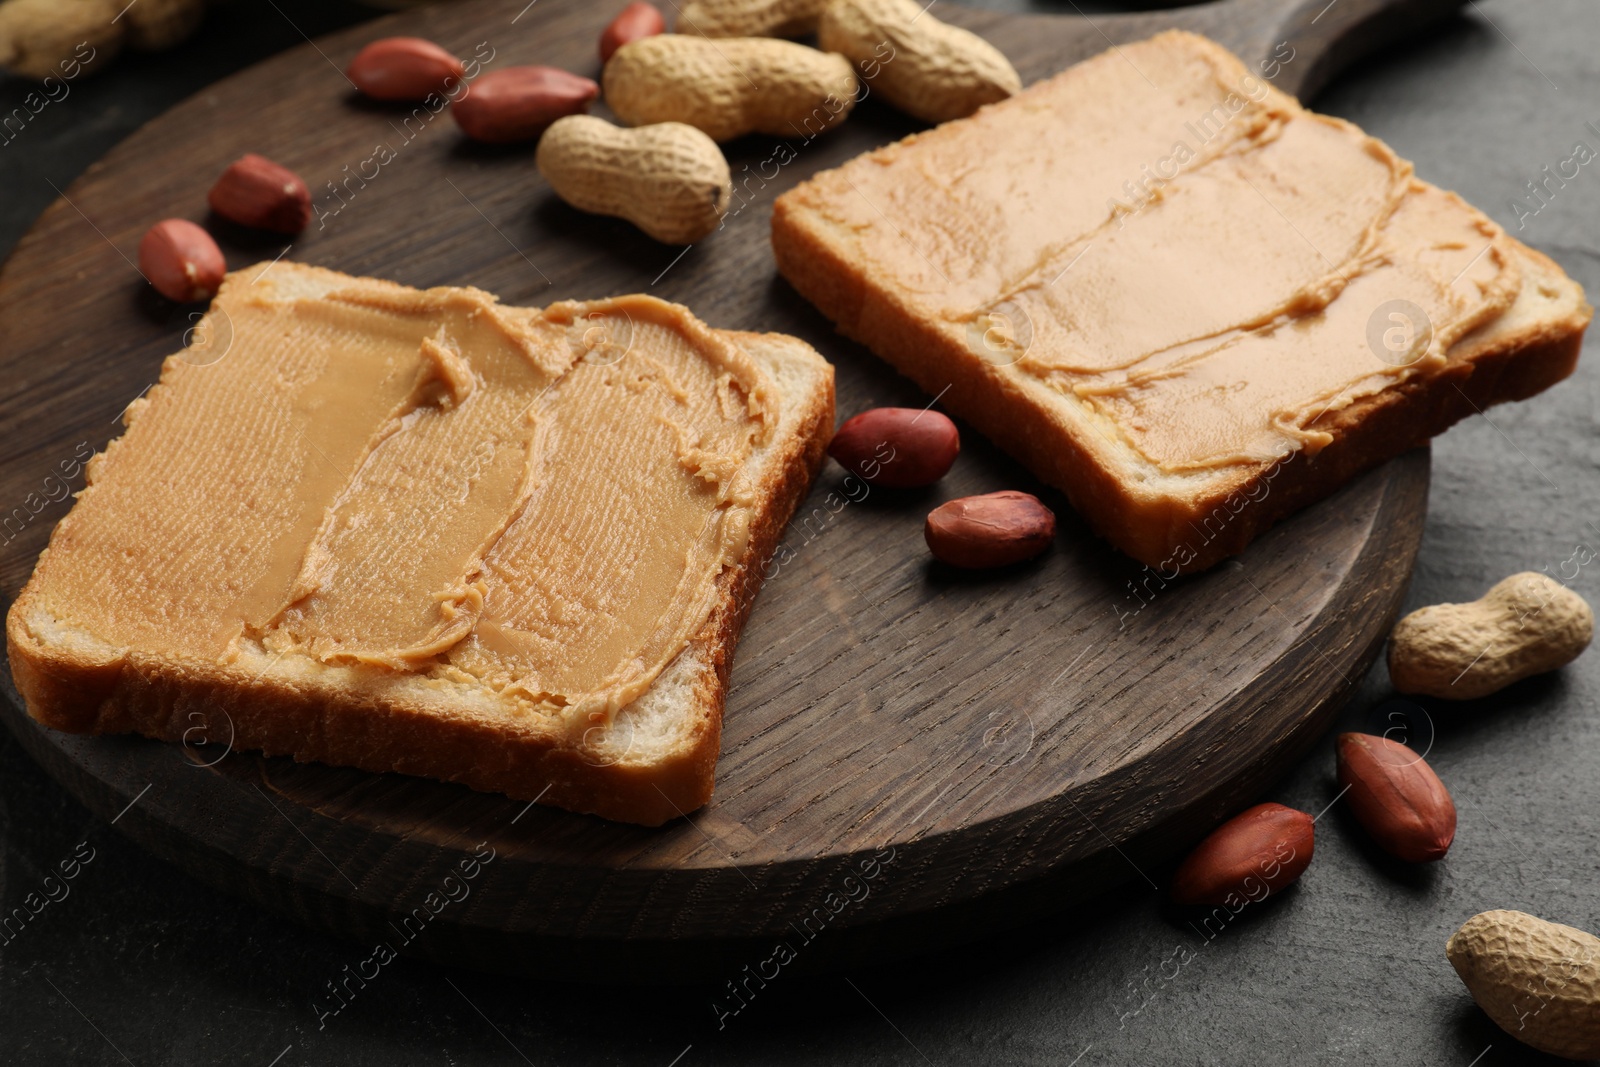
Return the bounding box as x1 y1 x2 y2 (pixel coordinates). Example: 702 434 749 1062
134 0 1022 298
1154 568 1594 1057
537 0 1023 243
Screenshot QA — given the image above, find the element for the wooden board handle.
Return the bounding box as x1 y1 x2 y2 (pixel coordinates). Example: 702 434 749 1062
950 0 1466 103
1259 0 1468 99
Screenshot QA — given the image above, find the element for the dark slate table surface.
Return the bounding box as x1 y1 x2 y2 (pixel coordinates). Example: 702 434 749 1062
1 1 1596 1063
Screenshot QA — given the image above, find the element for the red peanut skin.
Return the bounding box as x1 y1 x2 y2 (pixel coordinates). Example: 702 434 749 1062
1169 802 1314 907
347 37 465 101
207 154 311 233
138 219 225 303
1336 733 1456 862
453 67 599 144
827 407 959 488
925 490 1054 569
600 3 666 63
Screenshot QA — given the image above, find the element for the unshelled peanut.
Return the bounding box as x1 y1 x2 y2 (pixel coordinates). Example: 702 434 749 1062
818 0 1021 123
1388 572 1592 699
536 116 732 244
0 0 123 79
604 35 857 143
676 0 826 38
1449 910 1600 1060
0 0 204 79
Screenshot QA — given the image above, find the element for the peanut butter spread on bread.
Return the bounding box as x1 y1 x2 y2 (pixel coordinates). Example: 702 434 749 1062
28 264 775 724
786 31 1519 471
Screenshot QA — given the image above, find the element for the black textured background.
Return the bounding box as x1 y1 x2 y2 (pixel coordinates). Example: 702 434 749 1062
1 1 1597 1064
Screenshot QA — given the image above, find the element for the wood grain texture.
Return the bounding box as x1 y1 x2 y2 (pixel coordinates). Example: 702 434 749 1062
0 0 1457 977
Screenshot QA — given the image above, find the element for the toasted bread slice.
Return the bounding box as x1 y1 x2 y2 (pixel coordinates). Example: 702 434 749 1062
6 264 834 826
772 30 1590 573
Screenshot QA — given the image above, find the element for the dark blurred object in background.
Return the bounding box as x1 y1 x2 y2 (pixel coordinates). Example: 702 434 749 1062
0 0 373 254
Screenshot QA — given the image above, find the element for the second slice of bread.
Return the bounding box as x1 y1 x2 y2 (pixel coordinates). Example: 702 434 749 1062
773 31 1590 573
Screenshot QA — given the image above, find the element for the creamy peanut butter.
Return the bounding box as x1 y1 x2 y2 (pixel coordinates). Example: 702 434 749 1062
796 31 1521 471
30 265 775 726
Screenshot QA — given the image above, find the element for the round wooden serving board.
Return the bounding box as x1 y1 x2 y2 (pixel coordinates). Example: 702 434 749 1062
0 0 1460 978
